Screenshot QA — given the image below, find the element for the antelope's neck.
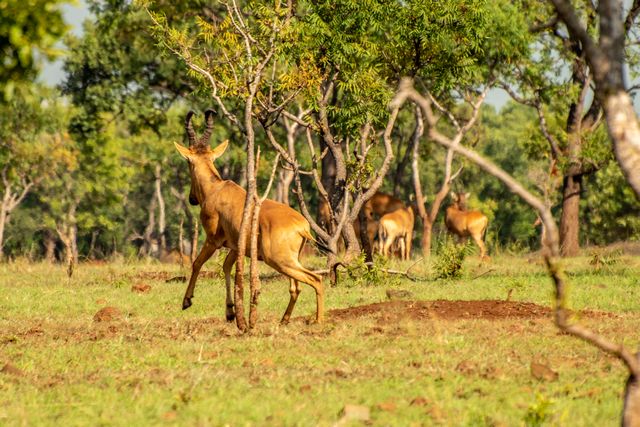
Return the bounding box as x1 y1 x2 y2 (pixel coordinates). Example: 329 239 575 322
194 164 223 203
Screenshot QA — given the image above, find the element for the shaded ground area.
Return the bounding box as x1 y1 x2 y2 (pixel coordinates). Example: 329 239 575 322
329 299 613 322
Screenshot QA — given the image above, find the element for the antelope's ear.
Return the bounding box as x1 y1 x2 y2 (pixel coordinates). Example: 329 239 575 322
450 191 457 201
211 139 229 160
174 142 192 160
464 192 471 199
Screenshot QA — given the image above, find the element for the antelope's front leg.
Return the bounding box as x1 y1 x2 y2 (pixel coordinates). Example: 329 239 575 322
183 240 218 310
222 250 237 321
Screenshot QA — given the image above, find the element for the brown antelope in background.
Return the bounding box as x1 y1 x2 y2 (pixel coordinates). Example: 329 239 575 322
377 205 415 260
175 110 325 323
445 192 489 260
317 192 402 250
368 192 404 217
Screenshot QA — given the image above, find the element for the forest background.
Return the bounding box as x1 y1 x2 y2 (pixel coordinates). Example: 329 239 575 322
2 0 640 265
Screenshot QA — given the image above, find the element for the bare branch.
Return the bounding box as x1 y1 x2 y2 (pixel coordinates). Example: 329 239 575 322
260 153 281 202
427 92 460 131
535 100 563 159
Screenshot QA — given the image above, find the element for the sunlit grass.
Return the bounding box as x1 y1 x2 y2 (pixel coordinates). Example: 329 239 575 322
0 253 638 426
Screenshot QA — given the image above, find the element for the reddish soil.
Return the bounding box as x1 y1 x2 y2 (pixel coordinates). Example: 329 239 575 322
329 299 607 321
93 307 123 322
133 271 221 281
131 283 152 293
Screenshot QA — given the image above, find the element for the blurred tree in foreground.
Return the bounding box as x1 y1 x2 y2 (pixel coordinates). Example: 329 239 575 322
0 0 68 100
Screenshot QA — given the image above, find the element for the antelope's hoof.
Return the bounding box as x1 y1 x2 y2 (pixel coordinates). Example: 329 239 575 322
182 298 192 310
225 304 235 322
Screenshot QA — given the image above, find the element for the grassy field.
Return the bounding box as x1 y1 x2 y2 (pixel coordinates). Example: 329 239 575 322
0 251 638 426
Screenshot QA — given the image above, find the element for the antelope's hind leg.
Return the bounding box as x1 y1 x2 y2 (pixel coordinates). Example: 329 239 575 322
279 264 324 323
281 278 301 324
223 250 237 321
183 240 217 310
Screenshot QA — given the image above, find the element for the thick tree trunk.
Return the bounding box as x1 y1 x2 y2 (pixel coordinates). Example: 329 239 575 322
421 217 433 258
604 92 640 200
44 230 56 263
623 354 640 427
559 174 582 256
623 371 640 427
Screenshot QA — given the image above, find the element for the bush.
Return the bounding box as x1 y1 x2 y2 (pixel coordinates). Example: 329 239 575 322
433 238 471 280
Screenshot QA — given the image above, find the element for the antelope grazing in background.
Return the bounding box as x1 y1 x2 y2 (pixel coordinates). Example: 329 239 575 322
445 192 489 260
368 192 404 218
377 205 415 260
317 192 401 250
175 110 325 323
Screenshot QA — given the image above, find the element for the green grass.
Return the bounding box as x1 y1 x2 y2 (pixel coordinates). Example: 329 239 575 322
0 253 638 426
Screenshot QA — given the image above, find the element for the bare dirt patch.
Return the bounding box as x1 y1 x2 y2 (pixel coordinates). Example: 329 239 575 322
93 307 123 322
132 271 221 282
329 299 612 322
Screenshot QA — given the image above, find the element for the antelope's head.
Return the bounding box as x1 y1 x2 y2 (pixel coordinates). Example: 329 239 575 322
450 191 471 211
174 110 228 206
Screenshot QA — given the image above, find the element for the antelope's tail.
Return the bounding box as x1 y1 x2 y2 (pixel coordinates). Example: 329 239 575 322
301 229 334 255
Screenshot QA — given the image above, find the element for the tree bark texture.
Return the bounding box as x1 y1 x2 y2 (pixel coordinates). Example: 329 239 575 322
154 164 167 253
559 174 582 256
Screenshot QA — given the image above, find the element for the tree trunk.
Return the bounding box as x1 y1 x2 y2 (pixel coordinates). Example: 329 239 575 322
421 217 433 258
603 92 640 200
623 354 640 427
142 191 158 256
319 136 337 225
44 230 56 263
191 216 199 264
88 230 98 260
155 164 167 253
560 174 582 256
392 136 412 197
0 206 7 260
249 197 261 329
358 204 373 264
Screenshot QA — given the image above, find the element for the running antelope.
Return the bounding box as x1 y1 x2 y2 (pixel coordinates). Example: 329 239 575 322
445 192 489 260
175 110 325 323
378 205 415 260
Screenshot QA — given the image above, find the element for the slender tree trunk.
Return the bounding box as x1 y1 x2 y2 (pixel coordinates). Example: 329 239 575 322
155 164 167 254
623 356 640 427
56 202 78 277
191 217 199 264
319 137 337 226
142 191 158 256
249 198 261 329
393 136 412 197
559 174 582 256
88 230 98 260
357 204 373 264
178 215 185 270
0 206 7 260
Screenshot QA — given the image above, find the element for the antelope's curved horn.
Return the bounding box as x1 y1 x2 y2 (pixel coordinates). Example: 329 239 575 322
185 111 197 146
198 109 216 145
